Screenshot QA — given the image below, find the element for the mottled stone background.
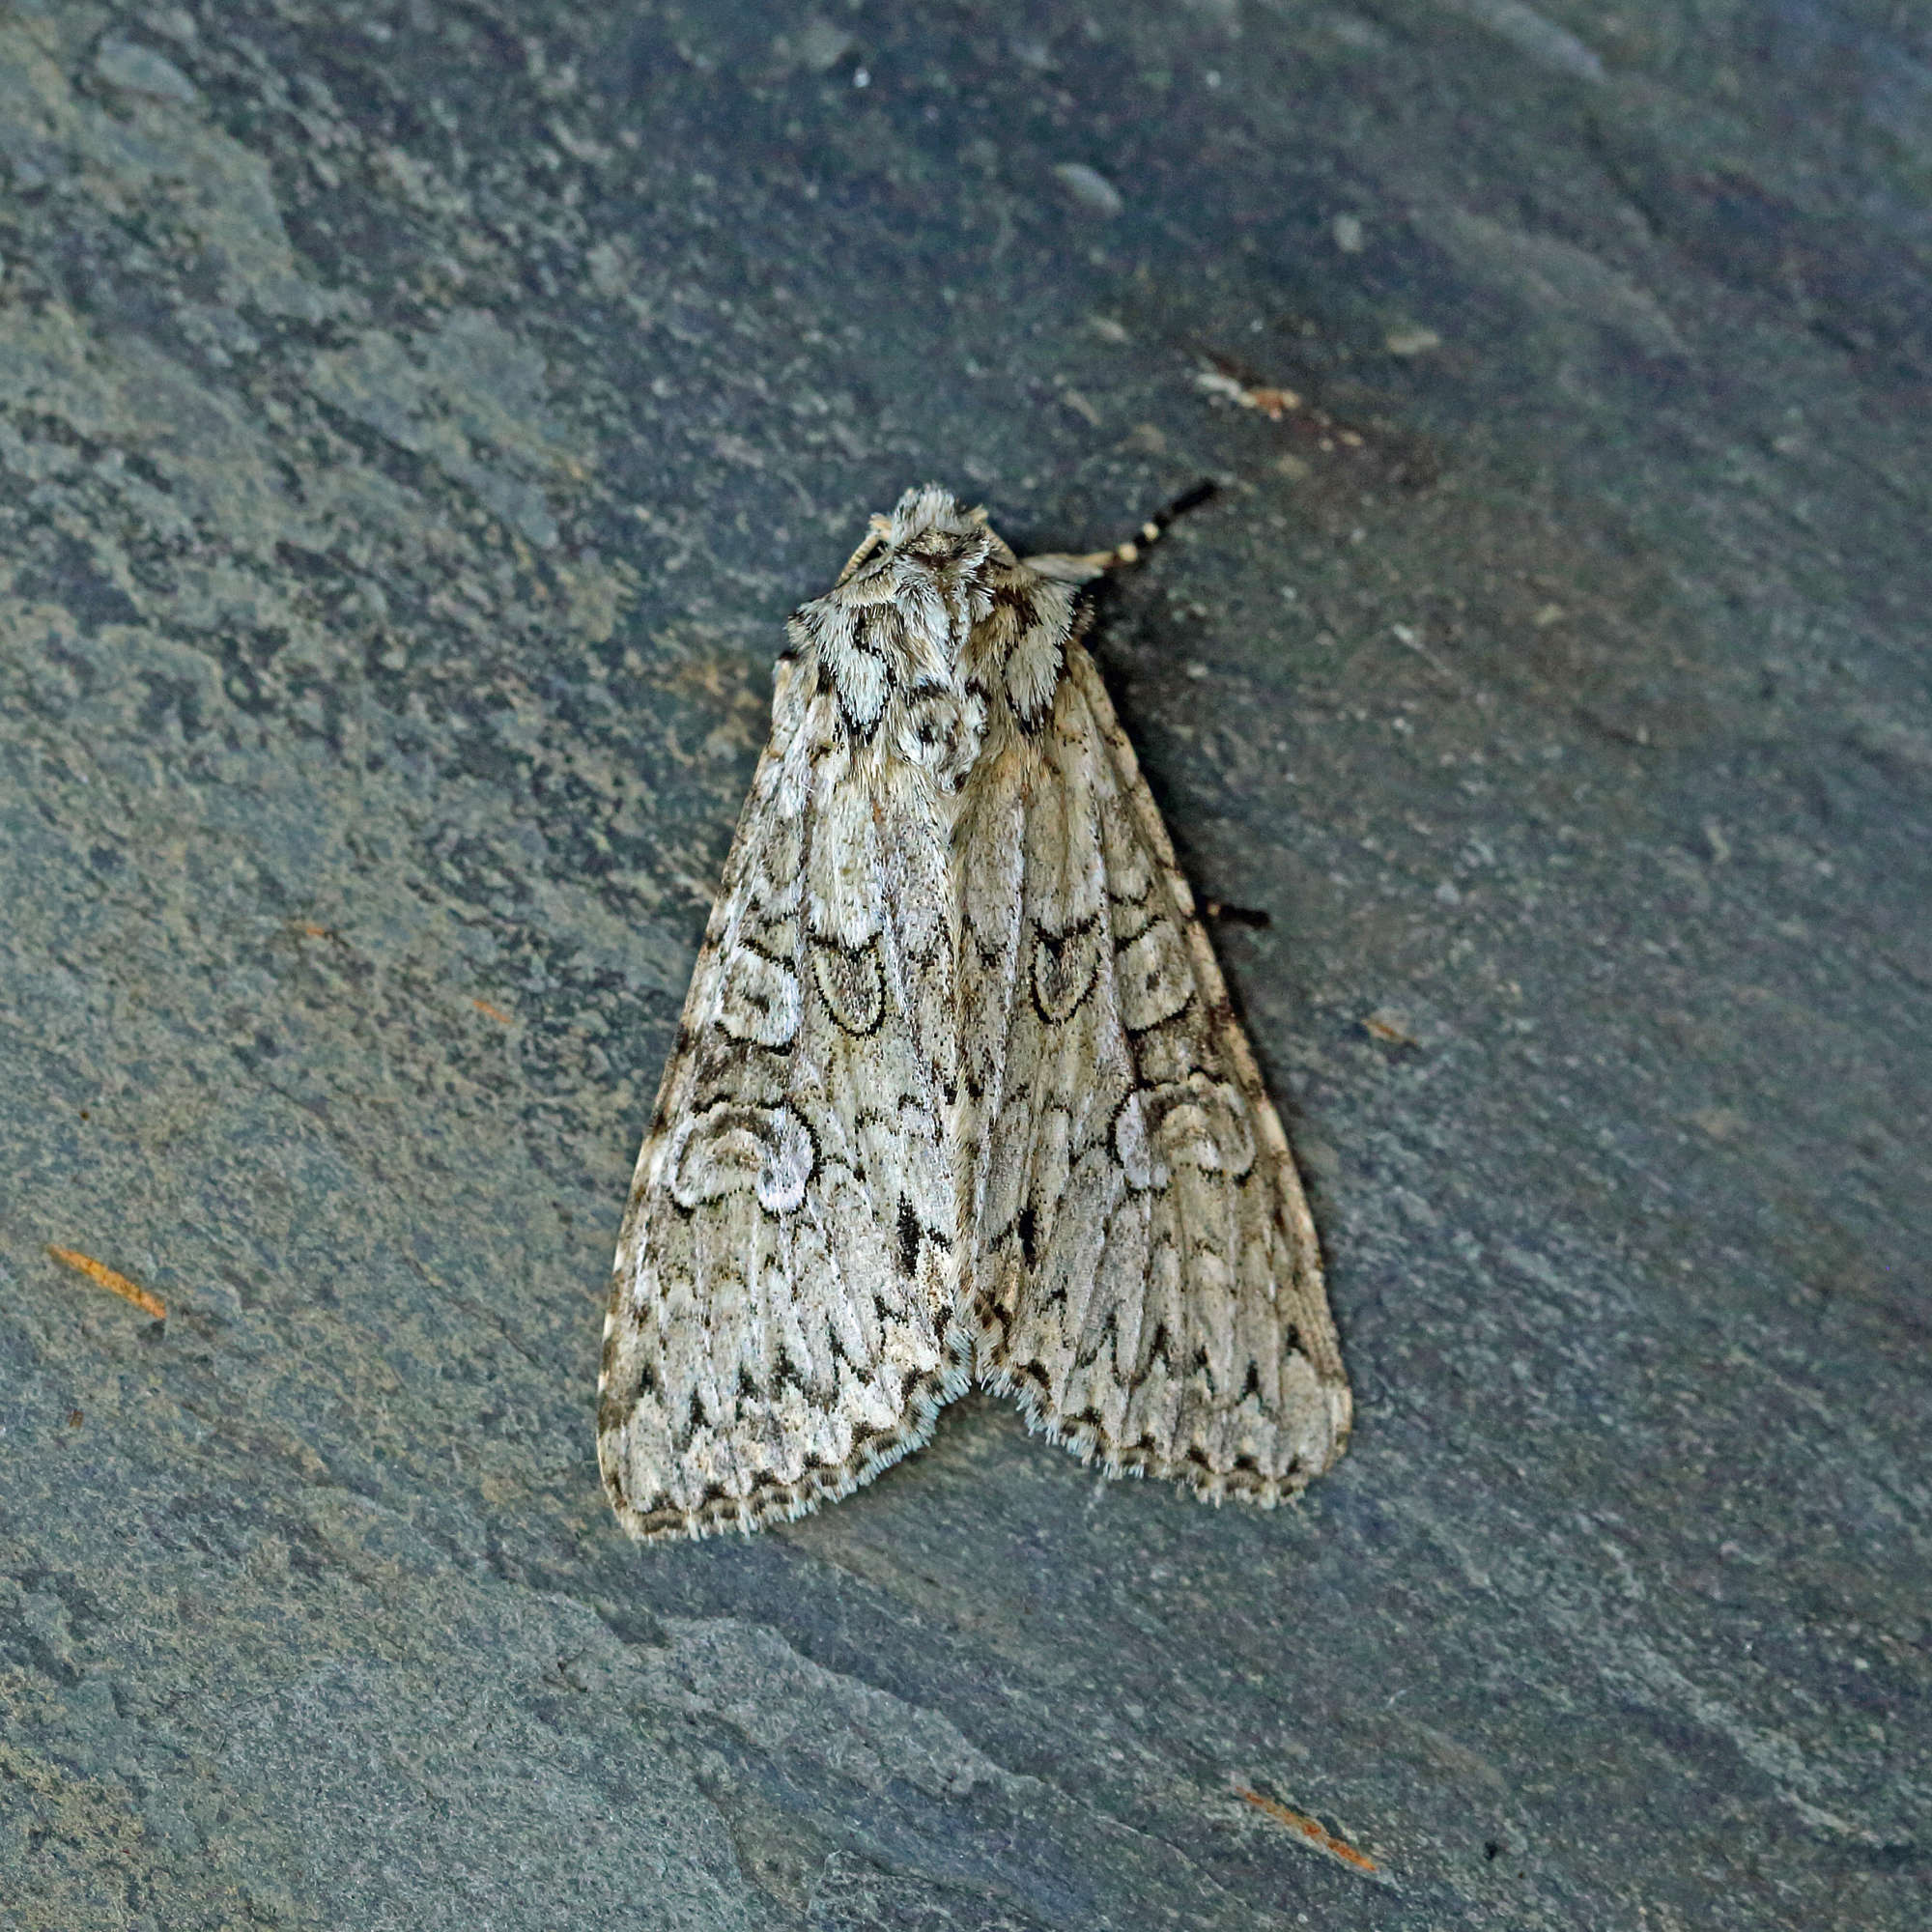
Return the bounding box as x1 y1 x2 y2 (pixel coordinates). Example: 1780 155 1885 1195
1 1 1925 1926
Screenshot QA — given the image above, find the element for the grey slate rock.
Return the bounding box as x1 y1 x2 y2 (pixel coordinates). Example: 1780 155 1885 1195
0 2 1925 1927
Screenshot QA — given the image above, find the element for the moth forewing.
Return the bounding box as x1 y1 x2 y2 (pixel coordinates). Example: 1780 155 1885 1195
598 496 980 1542
961 600 1349 1504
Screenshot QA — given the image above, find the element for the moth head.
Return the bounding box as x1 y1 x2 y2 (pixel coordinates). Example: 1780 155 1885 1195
791 489 1007 784
883 483 994 557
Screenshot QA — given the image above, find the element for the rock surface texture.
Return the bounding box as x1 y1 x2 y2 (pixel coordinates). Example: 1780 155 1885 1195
1 2 1926 1927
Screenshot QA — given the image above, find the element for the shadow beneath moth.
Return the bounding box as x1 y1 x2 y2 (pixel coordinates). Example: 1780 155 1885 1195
598 485 1350 1540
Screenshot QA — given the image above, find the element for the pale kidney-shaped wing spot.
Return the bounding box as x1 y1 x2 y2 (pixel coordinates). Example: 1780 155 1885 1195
668 1103 814 1214
717 944 802 1046
1031 918 1102 1025
1211 1081 1258 1178
1144 1075 1257 1177
1111 1089 1167 1193
1114 916 1195 1032
754 1107 816 1212
810 935 887 1036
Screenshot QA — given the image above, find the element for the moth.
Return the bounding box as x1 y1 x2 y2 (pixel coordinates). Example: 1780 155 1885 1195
598 486 1350 1540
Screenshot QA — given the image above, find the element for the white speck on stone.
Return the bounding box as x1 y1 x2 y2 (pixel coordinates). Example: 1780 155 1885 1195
1385 326 1443 357
1436 0 1605 84
96 37 199 102
1053 163 1123 219
787 18 854 73
1333 214 1365 254
144 7 198 43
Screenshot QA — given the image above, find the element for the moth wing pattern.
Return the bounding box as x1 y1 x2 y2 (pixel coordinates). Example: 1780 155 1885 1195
598 541 976 1540
968 570 1351 1504
601 484 1351 1543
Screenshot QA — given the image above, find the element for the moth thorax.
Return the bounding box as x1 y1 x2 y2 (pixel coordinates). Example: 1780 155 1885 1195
895 678 988 793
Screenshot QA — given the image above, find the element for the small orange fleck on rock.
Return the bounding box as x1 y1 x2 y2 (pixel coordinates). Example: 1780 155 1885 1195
1235 1785 1379 1873
46 1245 166 1321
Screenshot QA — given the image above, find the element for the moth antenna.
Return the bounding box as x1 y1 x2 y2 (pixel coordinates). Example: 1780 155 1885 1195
1028 478 1221 580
